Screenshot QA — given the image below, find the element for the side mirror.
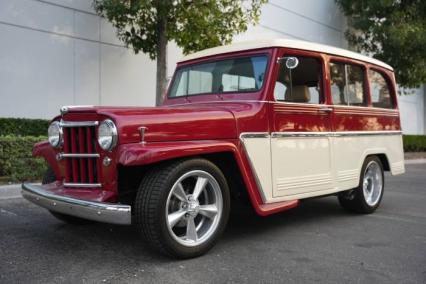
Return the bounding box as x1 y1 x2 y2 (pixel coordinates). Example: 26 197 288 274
277 56 299 69
285 57 299 69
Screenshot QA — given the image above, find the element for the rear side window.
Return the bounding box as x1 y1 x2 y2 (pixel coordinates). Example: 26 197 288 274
330 62 366 106
274 56 323 104
369 70 394 109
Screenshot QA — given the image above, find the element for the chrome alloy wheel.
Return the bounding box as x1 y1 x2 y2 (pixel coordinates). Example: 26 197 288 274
165 170 223 247
362 160 383 206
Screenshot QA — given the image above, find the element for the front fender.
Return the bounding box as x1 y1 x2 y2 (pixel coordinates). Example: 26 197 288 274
116 140 298 216
33 141 62 179
116 140 239 166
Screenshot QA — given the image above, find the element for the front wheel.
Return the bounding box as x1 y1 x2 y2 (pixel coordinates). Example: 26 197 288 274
338 156 384 214
134 159 230 259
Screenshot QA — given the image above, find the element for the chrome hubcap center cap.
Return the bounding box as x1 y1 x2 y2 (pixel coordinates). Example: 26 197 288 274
187 197 200 216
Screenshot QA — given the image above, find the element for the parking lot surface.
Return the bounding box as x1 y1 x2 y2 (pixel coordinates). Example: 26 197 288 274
1 164 425 283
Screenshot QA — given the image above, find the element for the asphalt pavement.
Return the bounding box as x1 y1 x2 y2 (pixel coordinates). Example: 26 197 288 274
0 164 425 283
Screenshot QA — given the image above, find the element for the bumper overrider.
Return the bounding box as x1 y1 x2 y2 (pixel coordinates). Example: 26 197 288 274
21 183 131 225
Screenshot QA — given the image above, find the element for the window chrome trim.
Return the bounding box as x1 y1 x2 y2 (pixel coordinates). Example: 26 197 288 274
60 120 99 127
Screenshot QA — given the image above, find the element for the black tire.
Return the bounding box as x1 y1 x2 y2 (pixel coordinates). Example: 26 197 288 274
134 158 231 259
42 167 93 225
338 156 384 214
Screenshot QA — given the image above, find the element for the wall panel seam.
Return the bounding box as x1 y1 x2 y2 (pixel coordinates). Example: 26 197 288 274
0 20 125 48
268 2 343 32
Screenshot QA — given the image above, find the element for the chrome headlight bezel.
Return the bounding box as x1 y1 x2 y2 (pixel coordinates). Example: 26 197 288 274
97 119 118 151
48 121 63 148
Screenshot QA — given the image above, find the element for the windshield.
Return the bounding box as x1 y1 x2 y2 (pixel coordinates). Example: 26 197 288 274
168 55 268 98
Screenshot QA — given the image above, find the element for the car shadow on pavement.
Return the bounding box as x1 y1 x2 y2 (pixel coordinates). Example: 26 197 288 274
42 195 353 263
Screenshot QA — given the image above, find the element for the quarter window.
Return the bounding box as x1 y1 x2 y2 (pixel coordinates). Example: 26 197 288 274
274 56 323 104
369 70 394 109
330 62 366 106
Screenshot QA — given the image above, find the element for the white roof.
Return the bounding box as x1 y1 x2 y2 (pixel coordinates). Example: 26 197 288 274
180 38 393 71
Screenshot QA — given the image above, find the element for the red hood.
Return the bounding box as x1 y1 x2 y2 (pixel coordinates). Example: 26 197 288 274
61 105 238 144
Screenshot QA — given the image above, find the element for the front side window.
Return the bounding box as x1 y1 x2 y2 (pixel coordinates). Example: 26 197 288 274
369 70 394 109
168 55 268 98
330 62 366 106
274 56 323 104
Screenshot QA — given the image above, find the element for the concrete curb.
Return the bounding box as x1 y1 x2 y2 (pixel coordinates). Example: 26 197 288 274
405 158 426 165
0 184 22 200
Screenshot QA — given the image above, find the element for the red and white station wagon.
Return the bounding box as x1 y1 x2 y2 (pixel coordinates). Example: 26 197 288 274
22 39 405 258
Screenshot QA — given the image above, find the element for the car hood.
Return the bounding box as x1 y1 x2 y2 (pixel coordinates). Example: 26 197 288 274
61 105 238 144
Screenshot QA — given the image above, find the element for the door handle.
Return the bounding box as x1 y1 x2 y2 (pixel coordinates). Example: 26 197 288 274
318 107 333 113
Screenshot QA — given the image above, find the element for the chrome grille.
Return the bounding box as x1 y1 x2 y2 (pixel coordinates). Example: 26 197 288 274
61 120 101 188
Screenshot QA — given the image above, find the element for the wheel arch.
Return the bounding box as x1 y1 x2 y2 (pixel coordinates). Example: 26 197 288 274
368 153 390 171
116 141 266 213
117 150 251 209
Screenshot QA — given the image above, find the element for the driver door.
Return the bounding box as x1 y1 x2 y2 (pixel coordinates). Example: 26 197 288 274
270 50 334 200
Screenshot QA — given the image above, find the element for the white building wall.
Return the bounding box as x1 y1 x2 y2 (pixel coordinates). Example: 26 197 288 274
0 0 424 134
398 87 425 134
0 0 156 119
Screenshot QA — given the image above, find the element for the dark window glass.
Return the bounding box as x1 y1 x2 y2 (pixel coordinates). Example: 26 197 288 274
330 62 366 106
369 70 394 109
168 56 268 98
274 57 323 104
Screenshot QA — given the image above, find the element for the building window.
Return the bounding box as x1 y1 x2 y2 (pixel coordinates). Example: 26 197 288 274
369 69 394 109
330 62 366 106
274 56 323 104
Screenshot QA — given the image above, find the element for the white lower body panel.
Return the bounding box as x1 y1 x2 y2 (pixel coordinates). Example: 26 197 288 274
241 132 405 203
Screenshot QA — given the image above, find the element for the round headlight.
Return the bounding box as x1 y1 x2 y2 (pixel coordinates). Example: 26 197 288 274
48 121 63 148
98 119 118 151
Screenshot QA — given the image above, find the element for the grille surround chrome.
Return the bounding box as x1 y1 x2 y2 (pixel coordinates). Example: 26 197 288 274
60 120 99 127
61 120 101 188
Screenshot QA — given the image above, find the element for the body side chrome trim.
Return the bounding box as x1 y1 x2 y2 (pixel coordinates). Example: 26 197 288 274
240 131 402 139
21 183 131 225
240 132 270 139
271 130 402 138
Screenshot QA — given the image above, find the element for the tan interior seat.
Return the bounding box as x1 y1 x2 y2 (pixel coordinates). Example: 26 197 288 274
284 85 310 103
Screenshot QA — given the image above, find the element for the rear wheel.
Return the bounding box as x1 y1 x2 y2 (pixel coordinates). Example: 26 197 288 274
134 158 230 259
338 156 384 214
42 167 93 225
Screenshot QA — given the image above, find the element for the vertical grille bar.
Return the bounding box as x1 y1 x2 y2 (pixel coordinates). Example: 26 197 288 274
86 127 95 183
78 127 87 183
70 128 79 183
63 128 72 182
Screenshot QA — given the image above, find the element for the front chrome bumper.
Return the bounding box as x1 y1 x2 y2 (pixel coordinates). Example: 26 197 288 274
21 183 131 225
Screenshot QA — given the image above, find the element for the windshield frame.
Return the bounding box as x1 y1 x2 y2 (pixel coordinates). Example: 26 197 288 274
166 51 271 100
